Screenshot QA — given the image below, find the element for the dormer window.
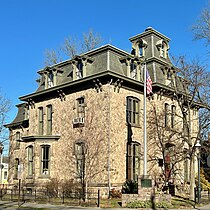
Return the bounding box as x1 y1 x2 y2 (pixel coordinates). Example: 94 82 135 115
138 39 147 57
48 72 54 88
76 61 83 79
139 45 143 57
130 39 147 57
130 61 137 80
167 71 171 80
160 42 167 58
42 68 59 89
156 40 169 59
24 105 29 120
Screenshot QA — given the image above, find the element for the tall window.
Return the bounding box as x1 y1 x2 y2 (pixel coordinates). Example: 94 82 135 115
126 97 140 125
41 145 50 175
77 97 85 118
14 158 19 179
28 146 33 176
126 142 140 181
46 105 52 135
75 142 85 178
38 107 44 135
15 132 20 149
171 105 176 128
164 103 169 127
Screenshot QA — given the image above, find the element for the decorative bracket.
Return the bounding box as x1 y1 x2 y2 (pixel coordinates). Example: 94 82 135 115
28 98 35 109
57 89 66 101
114 79 123 92
93 79 103 92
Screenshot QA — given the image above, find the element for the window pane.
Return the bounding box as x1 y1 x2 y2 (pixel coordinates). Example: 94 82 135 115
127 98 132 110
28 162 33 176
39 107 44 135
28 147 33 161
126 97 140 125
41 146 50 175
135 101 139 112
47 105 52 135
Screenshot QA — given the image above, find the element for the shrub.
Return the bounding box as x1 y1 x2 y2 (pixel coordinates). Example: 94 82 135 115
122 180 138 194
45 178 60 198
126 200 171 208
110 188 122 198
61 179 82 198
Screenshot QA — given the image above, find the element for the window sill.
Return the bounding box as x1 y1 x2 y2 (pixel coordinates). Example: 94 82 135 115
38 175 51 179
26 176 34 179
126 123 141 128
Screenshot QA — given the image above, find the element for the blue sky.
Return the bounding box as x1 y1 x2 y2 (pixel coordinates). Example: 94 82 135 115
0 0 209 124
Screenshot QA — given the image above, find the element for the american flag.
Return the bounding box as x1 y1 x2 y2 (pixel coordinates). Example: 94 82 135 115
146 70 152 95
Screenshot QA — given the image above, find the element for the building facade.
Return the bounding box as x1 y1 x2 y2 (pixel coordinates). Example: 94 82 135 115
5 28 199 195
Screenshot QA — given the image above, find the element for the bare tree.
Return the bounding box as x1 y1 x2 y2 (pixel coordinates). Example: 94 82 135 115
147 100 188 193
171 56 210 199
0 91 11 150
44 29 102 66
44 49 62 65
81 30 102 52
192 2 210 46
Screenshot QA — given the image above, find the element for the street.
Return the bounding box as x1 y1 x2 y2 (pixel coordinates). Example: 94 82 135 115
1 200 210 210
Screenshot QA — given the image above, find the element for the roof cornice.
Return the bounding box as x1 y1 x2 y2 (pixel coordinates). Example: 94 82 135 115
129 27 170 42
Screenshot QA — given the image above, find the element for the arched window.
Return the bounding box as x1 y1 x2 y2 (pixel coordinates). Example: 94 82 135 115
156 40 168 59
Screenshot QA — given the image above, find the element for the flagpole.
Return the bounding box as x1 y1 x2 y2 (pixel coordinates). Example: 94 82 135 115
143 61 147 177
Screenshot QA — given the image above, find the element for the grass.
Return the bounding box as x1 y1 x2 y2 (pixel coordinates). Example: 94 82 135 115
1 194 210 209
99 198 122 208
171 196 196 209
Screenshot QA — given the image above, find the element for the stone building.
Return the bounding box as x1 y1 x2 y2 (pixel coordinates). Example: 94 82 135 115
5 27 199 196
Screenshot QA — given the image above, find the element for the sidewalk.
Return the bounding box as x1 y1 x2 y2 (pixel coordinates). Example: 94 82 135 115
0 200 210 210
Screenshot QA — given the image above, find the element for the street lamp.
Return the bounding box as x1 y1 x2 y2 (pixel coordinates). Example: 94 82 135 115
195 140 201 204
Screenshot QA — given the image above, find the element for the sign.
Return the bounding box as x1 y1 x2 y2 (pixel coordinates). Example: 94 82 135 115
18 164 23 179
